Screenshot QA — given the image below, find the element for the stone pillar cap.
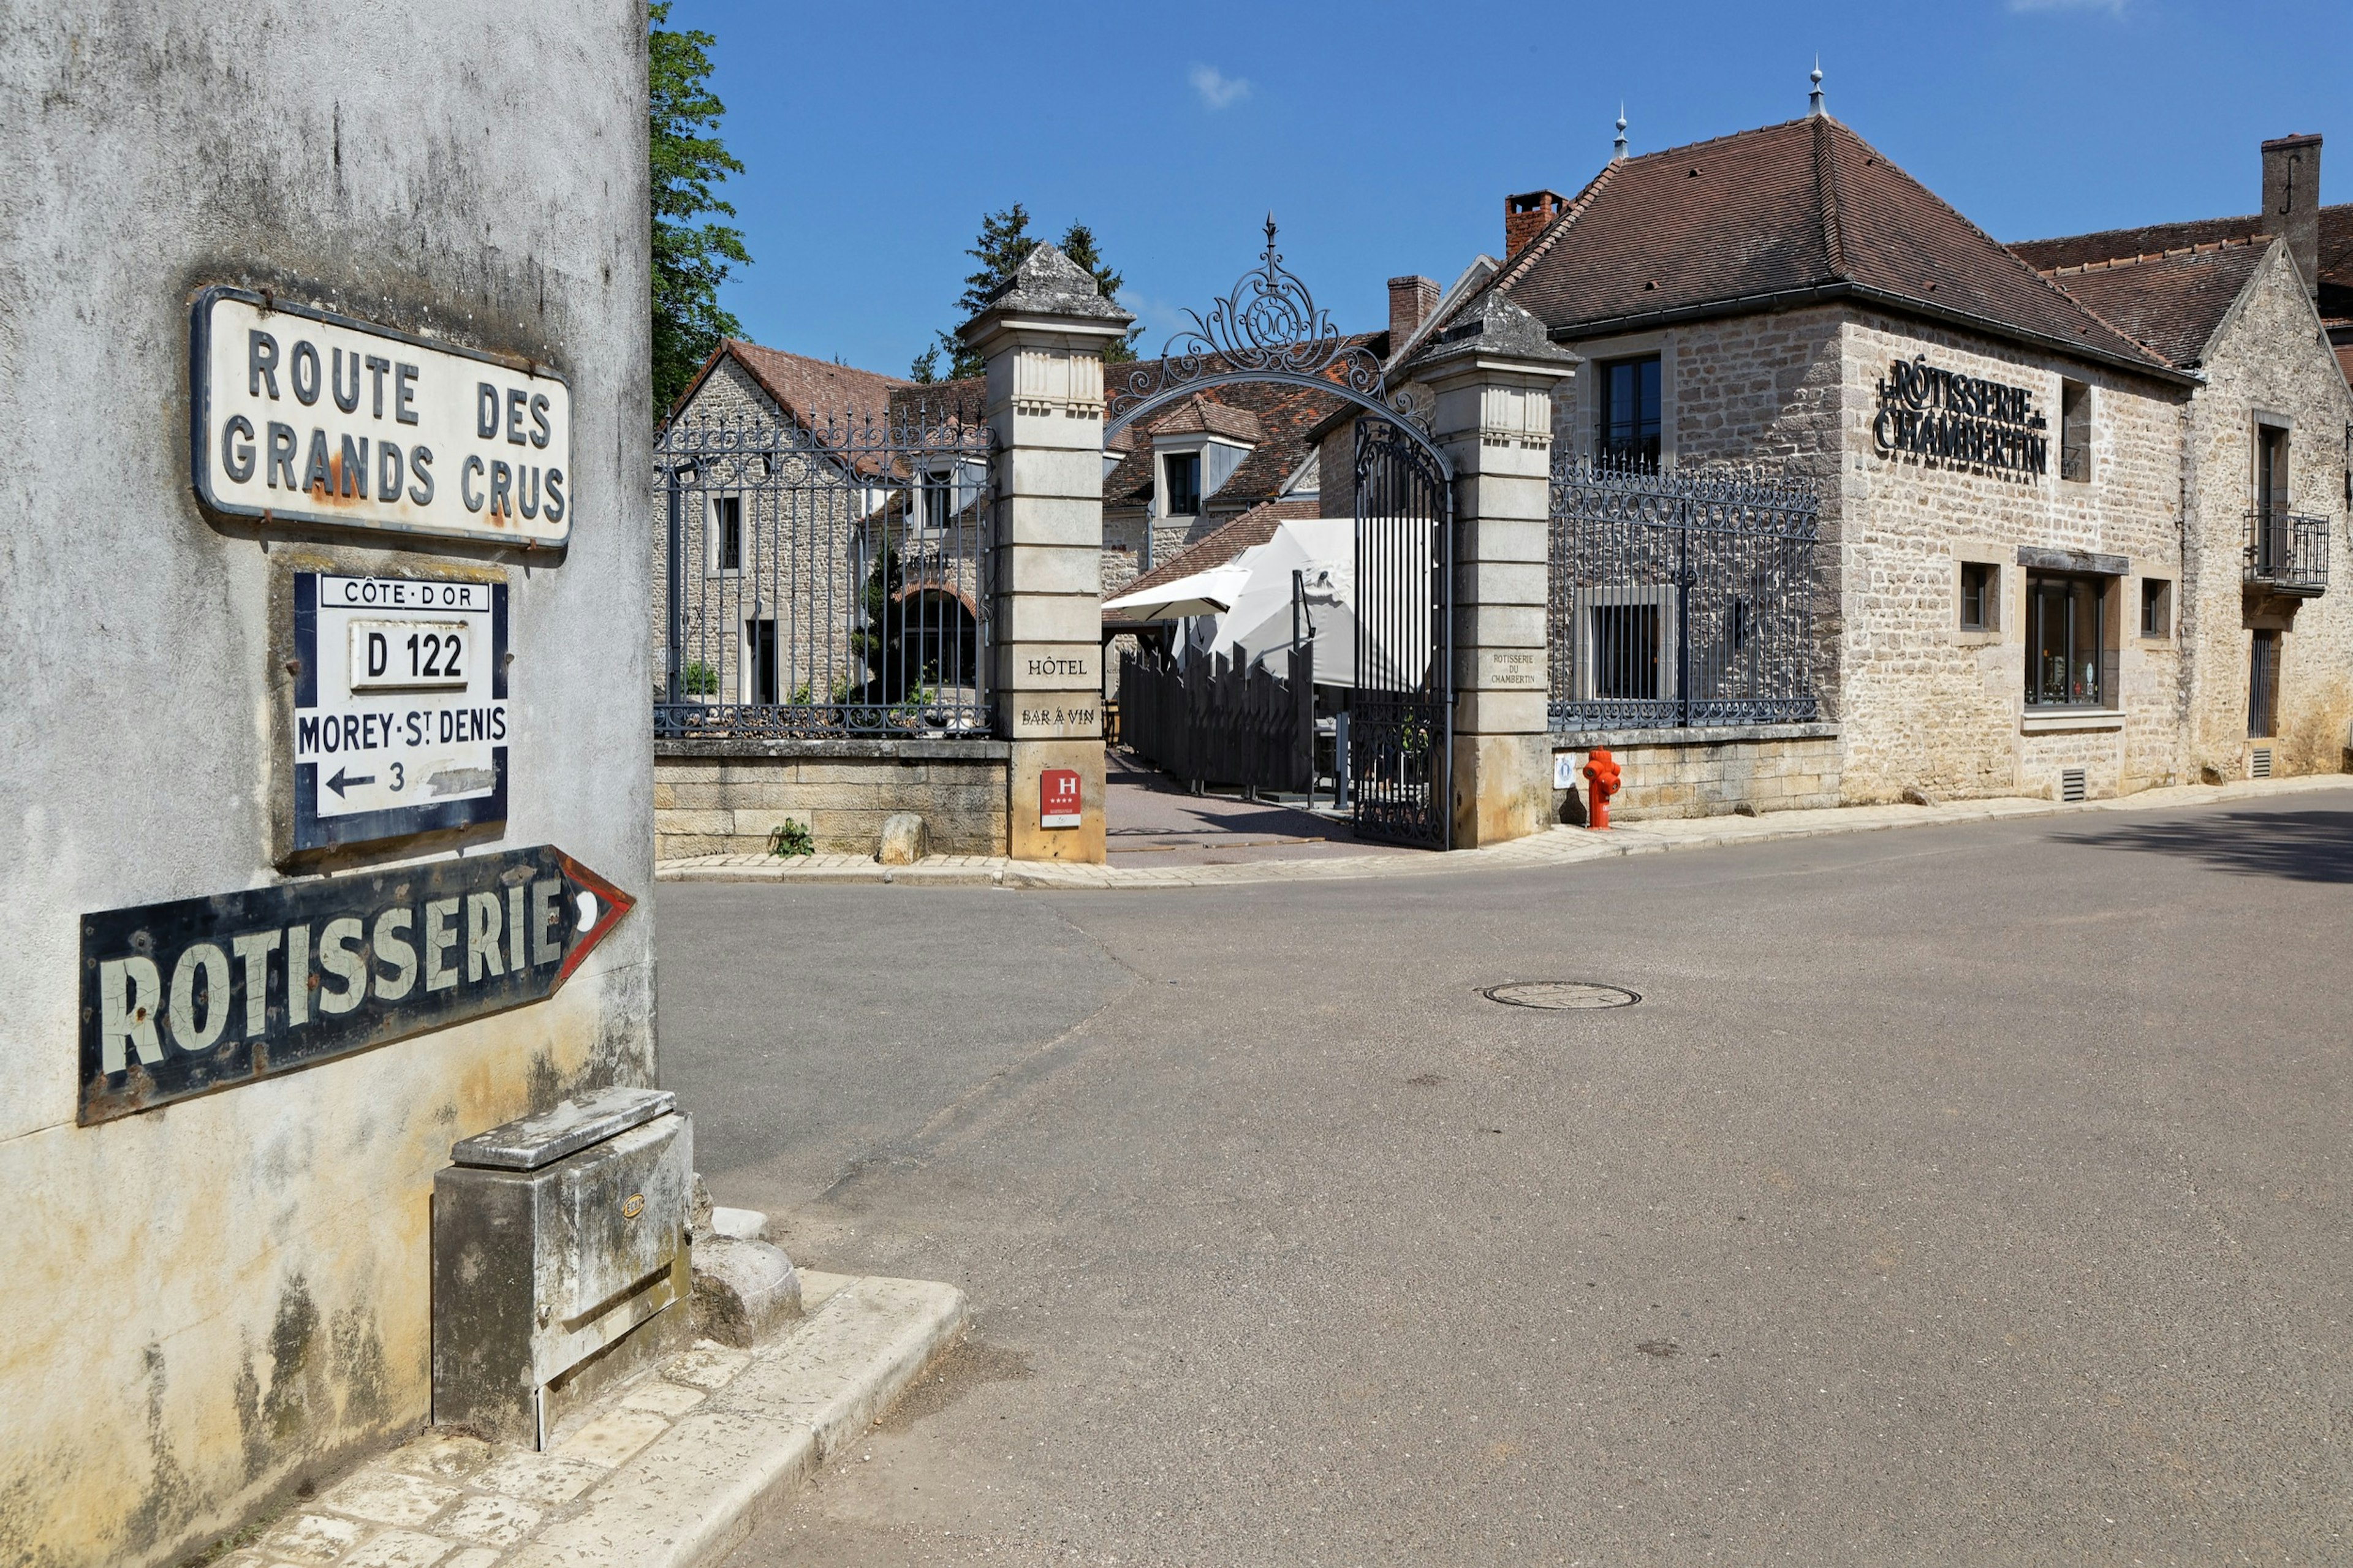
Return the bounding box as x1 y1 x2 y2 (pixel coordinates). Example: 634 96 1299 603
958 244 1135 349
1406 293 1581 382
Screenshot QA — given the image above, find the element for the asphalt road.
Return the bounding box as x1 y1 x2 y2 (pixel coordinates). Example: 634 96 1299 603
657 787 2353 1566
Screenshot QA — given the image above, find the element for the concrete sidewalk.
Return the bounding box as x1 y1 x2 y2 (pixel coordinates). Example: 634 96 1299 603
213 1273 966 1568
657 773 2353 890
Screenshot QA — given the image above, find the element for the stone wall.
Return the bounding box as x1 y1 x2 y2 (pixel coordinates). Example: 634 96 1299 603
1835 311 2189 803
1547 305 2195 806
1553 727 1844 820
655 741 1010 858
1 7 653 1566
1553 311 1853 749
2179 241 2353 780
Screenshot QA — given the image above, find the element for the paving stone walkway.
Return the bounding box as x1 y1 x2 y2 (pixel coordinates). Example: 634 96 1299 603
658 773 2353 890
214 1272 964 1568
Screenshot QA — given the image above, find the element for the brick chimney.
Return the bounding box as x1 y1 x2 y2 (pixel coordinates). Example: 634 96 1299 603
2262 133 2322 300
1505 190 1565 261
1387 275 1440 350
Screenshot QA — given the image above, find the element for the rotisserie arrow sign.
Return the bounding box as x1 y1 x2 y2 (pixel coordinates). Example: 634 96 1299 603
78 845 632 1124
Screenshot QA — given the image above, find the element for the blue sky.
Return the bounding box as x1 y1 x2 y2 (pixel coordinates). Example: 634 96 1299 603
672 0 2351 378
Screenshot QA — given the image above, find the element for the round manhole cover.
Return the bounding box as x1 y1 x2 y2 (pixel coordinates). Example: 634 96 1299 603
1482 980 1641 1010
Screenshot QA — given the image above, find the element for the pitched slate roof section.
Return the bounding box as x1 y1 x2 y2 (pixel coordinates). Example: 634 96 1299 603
1487 116 2179 378
1150 395 1267 442
2033 241 2273 369
885 375 986 431
2011 205 2353 332
674 339 909 430
663 339 917 477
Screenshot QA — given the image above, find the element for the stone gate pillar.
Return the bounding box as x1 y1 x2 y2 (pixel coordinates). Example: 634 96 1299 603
959 246 1135 862
1409 296 1579 847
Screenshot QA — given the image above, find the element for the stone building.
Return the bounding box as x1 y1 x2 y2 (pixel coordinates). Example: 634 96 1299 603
1406 99 2353 817
654 341 985 714
2015 136 2353 782
649 344 1001 860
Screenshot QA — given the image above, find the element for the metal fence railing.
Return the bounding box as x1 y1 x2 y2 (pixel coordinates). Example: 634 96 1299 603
1548 456 1821 732
2245 509 2329 597
653 406 994 740
1119 645 1313 793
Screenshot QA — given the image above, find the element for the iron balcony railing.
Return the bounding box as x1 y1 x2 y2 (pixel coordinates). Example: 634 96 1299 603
2245 509 2329 596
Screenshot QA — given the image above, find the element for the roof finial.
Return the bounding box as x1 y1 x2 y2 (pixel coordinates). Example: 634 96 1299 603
1613 104 1627 161
1808 58 1825 118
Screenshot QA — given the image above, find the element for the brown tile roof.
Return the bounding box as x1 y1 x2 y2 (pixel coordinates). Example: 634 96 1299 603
1485 116 2178 378
885 376 986 431
2033 240 2273 369
2011 203 2353 329
1103 351 1361 518
707 339 909 429
1108 499 1319 614
1150 395 1267 442
667 339 917 476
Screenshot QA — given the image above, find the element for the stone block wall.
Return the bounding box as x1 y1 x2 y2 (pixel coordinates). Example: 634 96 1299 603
2180 243 2353 780
654 740 1010 858
2019 724 2126 801
1552 310 1853 742
1553 727 1844 820
1835 312 2188 803
2 5 654 1564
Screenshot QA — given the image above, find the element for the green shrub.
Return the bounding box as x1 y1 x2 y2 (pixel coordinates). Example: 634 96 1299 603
767 819 815 857
682 659 719 696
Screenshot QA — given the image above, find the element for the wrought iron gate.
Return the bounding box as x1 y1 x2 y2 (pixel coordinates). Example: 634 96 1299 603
1351 421 1453 847
653 405 993 740
1102 217 1458 848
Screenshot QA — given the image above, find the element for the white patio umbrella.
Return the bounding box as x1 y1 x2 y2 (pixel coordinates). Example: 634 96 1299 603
1211 518 1430 690
1101 561 1252 621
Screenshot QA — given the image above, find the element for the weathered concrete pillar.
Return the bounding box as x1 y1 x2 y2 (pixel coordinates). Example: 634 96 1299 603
960 246 1135 862
1411 296 1580 846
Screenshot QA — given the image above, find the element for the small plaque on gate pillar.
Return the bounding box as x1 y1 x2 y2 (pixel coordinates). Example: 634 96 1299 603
1040 768 1082 828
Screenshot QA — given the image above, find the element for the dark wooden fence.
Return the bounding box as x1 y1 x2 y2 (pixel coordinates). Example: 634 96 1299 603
1118 645 1313 793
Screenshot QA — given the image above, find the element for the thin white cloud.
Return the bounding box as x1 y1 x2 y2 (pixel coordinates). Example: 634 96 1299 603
1189 64 1252 110
2007 0 2130 13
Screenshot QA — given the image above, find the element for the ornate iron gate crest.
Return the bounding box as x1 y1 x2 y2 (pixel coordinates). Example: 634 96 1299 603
1105 218 1435 447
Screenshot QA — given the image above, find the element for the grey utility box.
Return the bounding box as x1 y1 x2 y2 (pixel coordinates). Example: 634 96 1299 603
432 1086 692 1448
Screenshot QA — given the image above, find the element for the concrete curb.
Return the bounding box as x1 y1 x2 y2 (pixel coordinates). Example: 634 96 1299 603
509 1276 968 1568
224 1272 967 1568
657 774 2353 892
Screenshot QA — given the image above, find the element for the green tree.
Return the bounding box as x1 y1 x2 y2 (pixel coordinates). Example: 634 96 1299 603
1056 222 1137 363
650 1 751 417
925 208 1133 379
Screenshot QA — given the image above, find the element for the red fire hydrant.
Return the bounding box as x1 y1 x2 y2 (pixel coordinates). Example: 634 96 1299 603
1582 747 1622 830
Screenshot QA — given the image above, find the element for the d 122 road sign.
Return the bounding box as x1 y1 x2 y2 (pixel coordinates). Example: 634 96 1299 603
294 571 507 852
78 845 632 1124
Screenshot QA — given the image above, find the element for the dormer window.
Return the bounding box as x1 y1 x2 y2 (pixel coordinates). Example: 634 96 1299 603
1164 452 1202 517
